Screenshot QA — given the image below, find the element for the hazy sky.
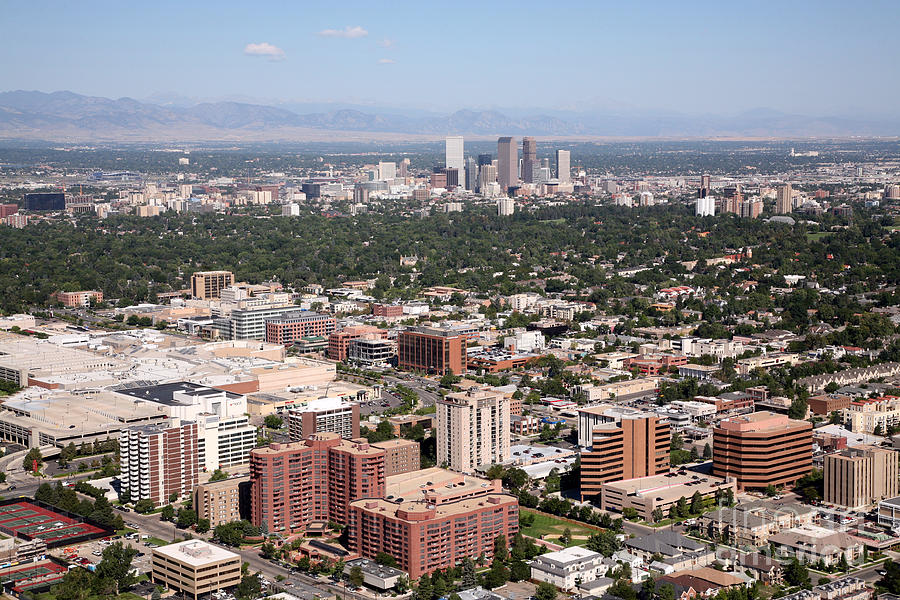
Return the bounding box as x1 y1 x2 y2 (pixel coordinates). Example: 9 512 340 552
4 0 898 117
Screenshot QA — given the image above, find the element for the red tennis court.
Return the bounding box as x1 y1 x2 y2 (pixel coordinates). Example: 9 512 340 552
0 501 105 544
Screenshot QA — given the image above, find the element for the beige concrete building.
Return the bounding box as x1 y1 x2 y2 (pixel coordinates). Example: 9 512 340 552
824 445 899 509
600 472 736 521
372 438 420 476
194 476 249 528
191 271 234 300
437 388 510 472
152 540 241 600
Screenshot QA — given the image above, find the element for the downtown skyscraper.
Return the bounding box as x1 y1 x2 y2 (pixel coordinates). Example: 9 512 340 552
522 137 537 183
556 149 571 183
497 137 517 192
445 136 464 172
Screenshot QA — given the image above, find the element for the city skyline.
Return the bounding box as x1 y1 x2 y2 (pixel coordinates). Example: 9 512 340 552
2 1 899 119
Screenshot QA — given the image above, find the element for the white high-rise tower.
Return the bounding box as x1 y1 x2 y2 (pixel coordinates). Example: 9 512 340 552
445 136 464 172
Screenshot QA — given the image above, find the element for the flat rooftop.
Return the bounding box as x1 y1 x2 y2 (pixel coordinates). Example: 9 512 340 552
1 389 166 433
117 381 242 406
386 467 499 502
602 472 733 503
535 546 602 566
152 540 239 566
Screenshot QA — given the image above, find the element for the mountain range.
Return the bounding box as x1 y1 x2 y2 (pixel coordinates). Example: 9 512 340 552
1 90 898 142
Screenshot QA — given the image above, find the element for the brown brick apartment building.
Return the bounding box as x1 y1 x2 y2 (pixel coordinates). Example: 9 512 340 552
347 468 519 578
327 325 386 361
397 326 467 375
249 433 385 533
194 476 250 528
264 311 336 345
190 271 234 300
371 439 420 476
120 419 199 506
713 411 812 491
580 415 670 501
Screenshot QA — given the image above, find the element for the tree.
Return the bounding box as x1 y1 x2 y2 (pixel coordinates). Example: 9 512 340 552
784 558 810 587
764 484 778 497
23 447 43 473
415 573 433 600
609 579 637 600
260 541 278 560
651 507 664 523
676 496 689 517
176 508 197 529
559 527 572 545
460 557 477 589
510 559 530 582
134 498 155 513
160 504 175 522
348 565 364 588
196 518 210 533
236 574 262 600
502 467 529 490
703 443 712 459
877 560 900 594
376 551 399 567
788 396 808 420
52 567 94 600
586 530 621 557
264 414 283 429
690 491 703 515
658 583 676 600
208 468 229 482
483 558 510 589
534 581 558 600
95 542 138 594
494 534 508 561
623 507 640 520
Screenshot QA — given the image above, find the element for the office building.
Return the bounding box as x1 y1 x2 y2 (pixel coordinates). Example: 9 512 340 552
347 469 518 578
397 326 467 375
580 414 670 501
522 137 537 183
191 271 234 300
348 337 395 368
465 156 477 191
479 164 498 193
0 204 18 218
120 419 199 505
699 175 711 198
824 445 898 509
445 167 460 188
23 193 65 211
52 290 103 307
437 388 510 472
497 197 515 216
371 438 420 476
497 137 517 191
556 149 571 183
713 411 812 491
264 311 336 345
378 161 396 181
194 476 250 528
776 184 793 214
445 136 464 172
287 396 360 440
328 325 386 361
116 382 257 471
249 433 385 533
151 540 241 600
696 196 716 217
600 472 735 522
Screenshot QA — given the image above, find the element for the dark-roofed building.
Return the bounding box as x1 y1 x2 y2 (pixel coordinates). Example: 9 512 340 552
624 531 713 570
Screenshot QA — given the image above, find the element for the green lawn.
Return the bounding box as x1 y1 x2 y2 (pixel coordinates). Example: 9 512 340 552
806 231 833 240
144 536 169 547
518 508 600 546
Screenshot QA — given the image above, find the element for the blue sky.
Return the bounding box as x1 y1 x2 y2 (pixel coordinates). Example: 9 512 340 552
3 0 898 117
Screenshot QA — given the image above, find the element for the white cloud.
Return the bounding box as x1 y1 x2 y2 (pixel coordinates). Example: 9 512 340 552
243 42 285 60
318 25 368 39
379 38 395 48
377 58 396 64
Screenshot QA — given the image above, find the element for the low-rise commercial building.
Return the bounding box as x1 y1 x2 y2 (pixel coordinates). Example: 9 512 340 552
52 290 103 307
265 312 336 345
151 540 241 600
600 472 736 522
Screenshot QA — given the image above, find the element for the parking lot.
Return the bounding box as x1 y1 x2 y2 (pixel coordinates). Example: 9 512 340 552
53 533 152 575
